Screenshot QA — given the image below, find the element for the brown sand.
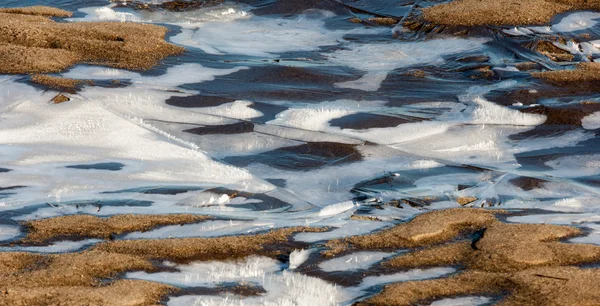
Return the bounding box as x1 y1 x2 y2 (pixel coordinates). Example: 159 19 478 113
23 214 211 242
1 279 173 306
0 6 184 74
0 251 154 288
2 224 323 305
359 266 600 305
0 6 72 17
350 17 398 26
355 208 600 305
31 75 82 91
422 0 600 27
386 222 600 272
51 93 70 104
0 250 169 306
356 271 506 306
535 41 575 62
456 197 478 206
533 62 600 86
325 208 499 256
93 227 325 263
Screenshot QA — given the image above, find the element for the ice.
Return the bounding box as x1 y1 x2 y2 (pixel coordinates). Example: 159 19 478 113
171 11 381 57
330 38 488 91
64 63 248 88
471 97 546 125
408 160 445 169
294 220 391 243
344 267 457 302
0 78 272 206
194 101 263 120
318 251 394 272
269 106 358 132
545 155 600 177
0 225 20 241
288 249 312 270
267 100 451 145
357 267 456 289
507 212 600 225
430 296 492 306
123 220 253 239
0 239 102 253
570 224 600 245
582 111 600 130
318 201 356 217
502 27 534 36
168 270 340 306
127 256 281 287
69 5 141 22
552 12 600 33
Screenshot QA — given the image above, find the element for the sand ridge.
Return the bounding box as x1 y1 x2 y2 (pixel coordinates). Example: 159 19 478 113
22 214 212 243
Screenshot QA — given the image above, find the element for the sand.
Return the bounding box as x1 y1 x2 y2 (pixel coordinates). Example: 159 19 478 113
31 75 82 91
422 0 600 27
2 215 322 305
93 226 325 263
325 208 500 256
0 6 72 17
348 208 600 305
0 6 184 74
23 214 211 243
533 62 600 86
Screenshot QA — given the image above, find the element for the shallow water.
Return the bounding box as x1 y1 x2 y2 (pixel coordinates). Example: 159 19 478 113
1 0 600 304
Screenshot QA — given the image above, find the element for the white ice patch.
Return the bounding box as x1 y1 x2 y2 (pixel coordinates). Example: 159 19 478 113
408 160 445 169
430 296 492 306
168 270 341 306
171 12 381 57
267 99 451 145
330 38 488 91
319 251 393 272
582 111 600 130
545 154 600 177
552 12 600 33
289 249 312 270
123 220 251 239
471 97 546 126
318 201 356 217
63 63 248 88
502 27 534 36
128 256 281 287
69 5 141 22
195 101 263 120
0 78 272 205
294 220 391 243
0 239 102 253
269 106 358 131
0 225 20 241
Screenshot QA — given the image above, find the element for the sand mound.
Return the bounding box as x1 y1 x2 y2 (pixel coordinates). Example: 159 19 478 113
325 208 499 256
346 208 600 305
0 6 184 74
423 0 600 26
23 214 211 243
